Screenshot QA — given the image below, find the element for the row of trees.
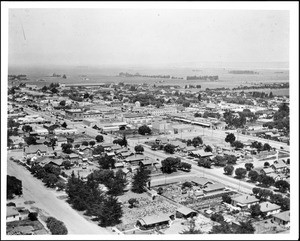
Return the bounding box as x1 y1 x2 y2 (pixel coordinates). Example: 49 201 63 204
161 157 191 173
7 175 23 199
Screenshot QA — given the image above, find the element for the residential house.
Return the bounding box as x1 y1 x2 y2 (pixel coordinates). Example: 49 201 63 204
24 144 53 158
176 207 197 219
124 154 145 166
260 167 274 175
6 207 20 222
259 202 281 216
231 195 260 208
271 163 287 173
203 183 225 194
191 177 213 188
272 211 290 226
136 214 170 230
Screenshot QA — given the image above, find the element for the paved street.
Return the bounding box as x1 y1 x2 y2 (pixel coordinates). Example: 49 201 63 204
7 159 111 235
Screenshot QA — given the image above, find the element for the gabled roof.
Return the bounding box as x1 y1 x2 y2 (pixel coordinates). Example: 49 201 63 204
272 211 290 222
204 183 225 192
192 177 213 186
231 194 259 204
125 154 145 162
259 202 281 213
176 206 197 216
271 163 287 169
24 144 50 154
191 150 213 157
7 207 19 217
261 167 274 174
138 214 170 226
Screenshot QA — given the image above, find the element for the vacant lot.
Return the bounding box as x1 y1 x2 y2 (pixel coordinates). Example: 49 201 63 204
116 191 178 231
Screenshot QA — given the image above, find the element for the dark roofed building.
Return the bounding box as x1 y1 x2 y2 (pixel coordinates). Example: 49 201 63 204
136 214 170 230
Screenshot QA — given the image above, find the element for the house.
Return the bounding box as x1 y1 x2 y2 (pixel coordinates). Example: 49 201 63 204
260 167 274 175
272 211 290 226
136 214 170 230
68 153 79 160
49 158 65 167
115 162 125 169
125 154 145 165
231 195 259 208
120 151 133 158
203 183 225 194
271 163 287 173
191 150 213 158
24 144 53 158
139 159 158 168
6 207 20 222
259 202 281 216
176 207 197 219
192 177 213 188
183 146 196 153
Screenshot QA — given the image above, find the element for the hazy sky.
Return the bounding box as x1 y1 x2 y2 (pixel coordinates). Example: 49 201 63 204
8 9 289 67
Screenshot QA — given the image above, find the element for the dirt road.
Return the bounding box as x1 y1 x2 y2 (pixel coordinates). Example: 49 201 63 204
7 160 112 235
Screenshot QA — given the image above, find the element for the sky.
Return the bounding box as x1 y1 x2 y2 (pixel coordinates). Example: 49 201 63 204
8 8 289 68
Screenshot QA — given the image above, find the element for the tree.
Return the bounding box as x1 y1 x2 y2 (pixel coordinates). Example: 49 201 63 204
93 145 104 155
95 135 104 143
7 175 22 199
263 143 272 151
46 217 68 235
209 222 233 234
250 204 261 218
213 156 227 167
225 133 236 144
61 122 67 128
211 213 225 223
275 180 290 193
56 181 66 191
8 119 20 130
224 165 234 175
132 165 150 193
22 125 33 133
202 159 212 168
178 162 192 172
204 145 213 152
25 136 37 145
59 100 66 106
236 221 255 234
28 212 38 221
164 144 176 154
182 181 193 189
161 157 181 173
41 86 48 92
61 160 72 170
98 195 123 227
121 135 128 147
235 168 247 179
128 198 139 208
138 125 152 135
106 170 127 196
134 145 144 153
248 170 259 182
97 154 115 169
51 87 59 94
245 163 254 171
231 141 244 150
192 136 203 147
264 162 270 167
225 155 237 165
61 143 73 154
82 141 89 146
180 219 203 234
222 193 232 204
261 175 275 187
252 187 261 197
89 141 96 147
43 173 58 188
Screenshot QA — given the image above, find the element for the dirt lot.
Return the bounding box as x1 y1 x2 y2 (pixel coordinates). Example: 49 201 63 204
116 191 178 231
252 219 288 234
